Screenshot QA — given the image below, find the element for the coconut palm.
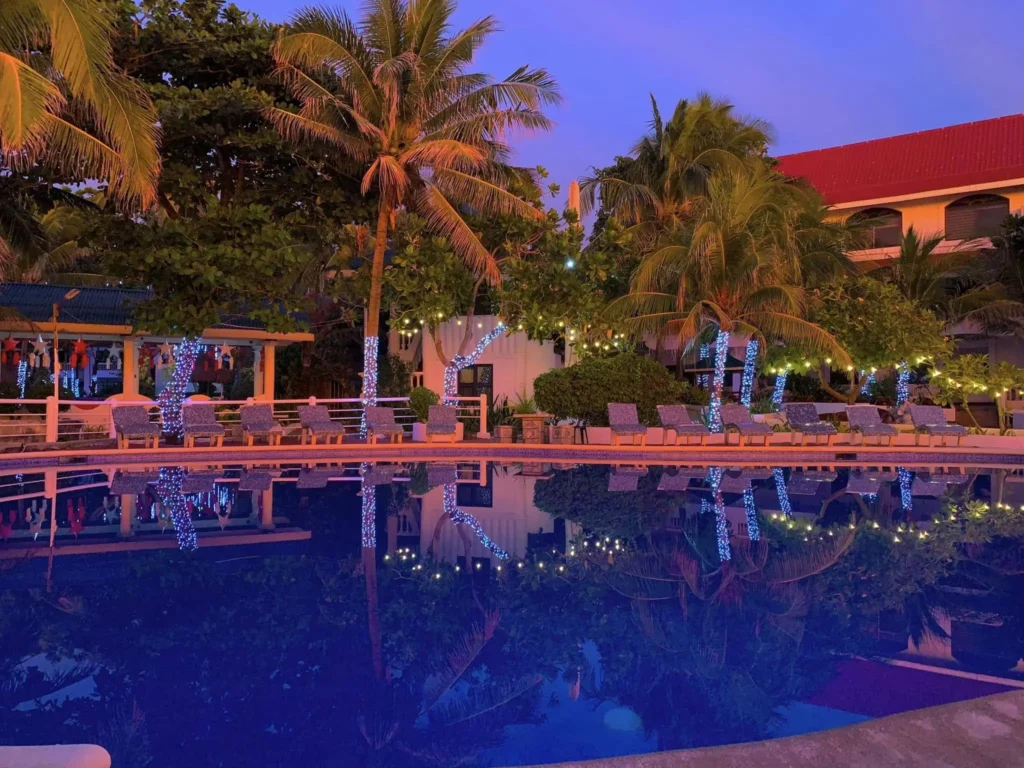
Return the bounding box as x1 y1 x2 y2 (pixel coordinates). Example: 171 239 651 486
0 0 160 273
612 166 851 429
267 1 559 410
869 226 1024 332
579 93 772 252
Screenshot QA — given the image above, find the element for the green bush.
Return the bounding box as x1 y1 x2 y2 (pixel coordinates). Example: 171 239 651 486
379 354 414 398
534 354 694 426
408 386 439 422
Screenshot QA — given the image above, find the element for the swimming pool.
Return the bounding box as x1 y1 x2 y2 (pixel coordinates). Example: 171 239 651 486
1 460 1022 766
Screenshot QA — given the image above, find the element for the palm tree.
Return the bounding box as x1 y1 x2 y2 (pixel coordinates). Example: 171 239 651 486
579 93 772 251
0 0 160 272
612 166 851 429
267 1 559 412
869 226 1024 332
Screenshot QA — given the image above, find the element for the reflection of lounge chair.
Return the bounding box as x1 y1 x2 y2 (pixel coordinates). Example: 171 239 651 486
846 406 897 446
784 403 837 446
112 405 161 450
720 468 772 494
238 470 273 492
109 471 157 495
426 406 458 443
720 405 772 446
657 470 698 491
183 404 226 448
845 470 896 496
364 465 397 486
426 464 458 488
608 404 648 446
296 468 334 489
241 404 283 446
366 406 405 444
911 473 969 496
297 405 347 445
787 470 838 496
910 405 968 447
181 472 218 494
608 466 647 492
657 405 709 446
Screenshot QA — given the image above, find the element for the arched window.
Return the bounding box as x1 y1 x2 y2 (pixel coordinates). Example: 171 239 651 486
945 194 1009 240
849 207 903 248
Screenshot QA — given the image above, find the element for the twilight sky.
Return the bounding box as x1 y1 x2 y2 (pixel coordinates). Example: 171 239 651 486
243 0 1024 205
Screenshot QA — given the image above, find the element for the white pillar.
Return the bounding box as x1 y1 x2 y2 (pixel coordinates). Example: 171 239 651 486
253 346 263 399
119 494 135 539
122 338 139 398
260 486 275 531
259 344 275 401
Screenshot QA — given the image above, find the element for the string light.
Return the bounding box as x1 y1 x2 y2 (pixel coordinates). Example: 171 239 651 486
773 468 792 517
157 337 202 437
896 360 910 407
740 338 758 407
742 488 760 541
707 466 731 562
16 360 27 399
897 467 913 513
156 466 197 551
772 366 788 411
442 483 509 559
859 369 875 396
360 337 379 438
708 330 729 432
361 462 376 547
697 344 710 388
443 323 505 404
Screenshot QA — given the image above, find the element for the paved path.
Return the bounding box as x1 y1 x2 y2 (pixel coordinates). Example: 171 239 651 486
524 690 1024 768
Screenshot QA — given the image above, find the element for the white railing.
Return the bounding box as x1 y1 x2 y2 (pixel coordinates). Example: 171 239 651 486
0 394 488 447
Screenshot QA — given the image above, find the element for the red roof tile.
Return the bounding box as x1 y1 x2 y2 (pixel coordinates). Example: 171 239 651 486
776 114 1024 205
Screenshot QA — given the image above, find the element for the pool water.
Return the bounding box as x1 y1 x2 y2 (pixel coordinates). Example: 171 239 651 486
1 460 1023 767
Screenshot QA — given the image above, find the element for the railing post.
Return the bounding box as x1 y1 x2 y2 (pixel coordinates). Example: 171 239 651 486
45 396 58 443
476 393 489 439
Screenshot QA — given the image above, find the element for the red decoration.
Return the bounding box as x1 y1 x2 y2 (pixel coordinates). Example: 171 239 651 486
70 338 89 370
0 510 15 542
2 335 19 365
69 499 86 538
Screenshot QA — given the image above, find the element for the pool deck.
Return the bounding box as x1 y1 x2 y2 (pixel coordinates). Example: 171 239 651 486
522 690 1024 768
1 436 1023 471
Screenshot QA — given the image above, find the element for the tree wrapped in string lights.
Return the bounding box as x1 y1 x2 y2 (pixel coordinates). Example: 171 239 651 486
156 466 197 551
739 338 759 407
157 337 202 437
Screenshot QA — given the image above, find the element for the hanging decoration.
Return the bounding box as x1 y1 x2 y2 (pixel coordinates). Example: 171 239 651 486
70 338 88 369
740 338 758 407
708 330 730 433
360 337 379 438
773 468 793 517
157 337 202 437
896 360 910 407
443 483 509 560
897 467 914 513
771 366 788 411
157 466 198 551
29 337 49 369
443 323 506 404
217 344 233 370
107 343 122 371
156 343 173 370
742 488 760 541
1 335 19 365
697 344 710 388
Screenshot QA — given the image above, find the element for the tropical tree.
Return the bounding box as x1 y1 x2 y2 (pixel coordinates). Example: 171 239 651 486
267 0 560 414
612 166 851 429
869 226 1024 332
0 0 160 271
579 93 772 251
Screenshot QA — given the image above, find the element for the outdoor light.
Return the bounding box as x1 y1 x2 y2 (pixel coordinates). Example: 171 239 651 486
564 258 575 269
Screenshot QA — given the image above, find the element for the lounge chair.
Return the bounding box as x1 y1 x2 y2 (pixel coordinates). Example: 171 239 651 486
909 405 968 447
297 405 347 445
365 406 405 445
657 405 709 446
426 405 458 443
112 405 161 450
183 403 226 448
607 403 648 446
720 405 772 446
784 403 837 446
241 404 283 446
845 405 898 446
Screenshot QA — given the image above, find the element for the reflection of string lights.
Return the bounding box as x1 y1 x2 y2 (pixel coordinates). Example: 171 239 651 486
361 462 376 547
742 488 760 540
361 337 379 438
740 339 758 407
896 361 910 406
708 330 729 432
156 466 197 551
443 483 509 560
897 467 913 513
706 466 730 562
773 468 792 517
697 344 709 388
443 324 506 404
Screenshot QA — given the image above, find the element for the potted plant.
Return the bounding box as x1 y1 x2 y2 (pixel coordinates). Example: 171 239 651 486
408 386 463 442
489 395 516 443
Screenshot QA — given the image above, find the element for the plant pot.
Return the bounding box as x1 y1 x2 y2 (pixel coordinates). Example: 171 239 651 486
494 425 515 443
412 421 465 442
551 424 574 445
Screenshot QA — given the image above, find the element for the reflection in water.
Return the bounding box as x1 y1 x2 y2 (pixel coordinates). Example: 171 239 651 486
1 461 1023 766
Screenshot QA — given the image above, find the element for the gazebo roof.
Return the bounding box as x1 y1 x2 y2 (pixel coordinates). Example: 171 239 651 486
0 283 312 342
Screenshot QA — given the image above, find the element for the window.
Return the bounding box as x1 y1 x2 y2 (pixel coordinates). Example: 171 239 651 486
945 194 1009 240
850 207 903 248
457 464 493 507
457 364 493 400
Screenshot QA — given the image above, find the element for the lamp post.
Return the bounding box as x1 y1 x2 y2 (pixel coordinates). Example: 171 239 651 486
51 289 80 399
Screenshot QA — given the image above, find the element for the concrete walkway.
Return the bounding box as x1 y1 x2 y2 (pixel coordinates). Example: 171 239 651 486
525 690 1024 768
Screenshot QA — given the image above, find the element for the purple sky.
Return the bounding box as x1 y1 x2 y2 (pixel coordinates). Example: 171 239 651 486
243 0 1024 205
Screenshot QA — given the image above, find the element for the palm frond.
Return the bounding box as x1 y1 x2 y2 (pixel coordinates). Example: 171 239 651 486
431 168 540 219
415 184 500 284
421 610 500 713
0 51 65 153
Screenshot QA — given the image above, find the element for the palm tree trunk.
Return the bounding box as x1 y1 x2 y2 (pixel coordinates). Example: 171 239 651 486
361 204 391 433
740 338 758 407
709 330 730 432
772 369 788 411
362 474 383 680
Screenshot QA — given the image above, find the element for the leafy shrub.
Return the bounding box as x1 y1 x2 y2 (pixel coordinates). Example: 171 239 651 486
534 354 691 426
0 382 19 414
409 386 439 422
379 354 414 398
